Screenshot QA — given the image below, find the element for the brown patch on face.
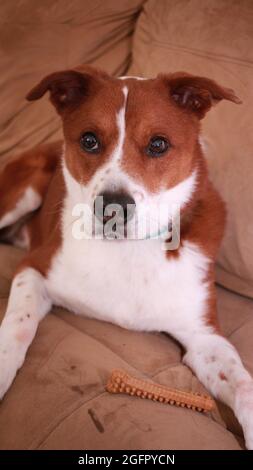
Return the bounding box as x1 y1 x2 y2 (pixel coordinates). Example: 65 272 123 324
119 77 198 194
63 75 125 185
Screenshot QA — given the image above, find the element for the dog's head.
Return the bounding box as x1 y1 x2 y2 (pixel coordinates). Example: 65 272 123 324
27 66 240 240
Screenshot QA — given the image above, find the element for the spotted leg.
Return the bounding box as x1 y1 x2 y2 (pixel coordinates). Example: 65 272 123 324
0 267 52 399
180 332 253 449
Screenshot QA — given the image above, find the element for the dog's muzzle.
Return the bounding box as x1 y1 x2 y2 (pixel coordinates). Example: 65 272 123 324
94 191 136 225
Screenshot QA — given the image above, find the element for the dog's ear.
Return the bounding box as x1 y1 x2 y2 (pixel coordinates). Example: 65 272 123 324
165 72 241 119
26 70 89 114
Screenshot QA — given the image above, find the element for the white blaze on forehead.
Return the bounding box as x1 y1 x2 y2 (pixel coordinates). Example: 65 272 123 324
110 85 128 164
118 76 148 81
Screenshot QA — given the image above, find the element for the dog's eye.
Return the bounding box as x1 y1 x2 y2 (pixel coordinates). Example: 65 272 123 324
147 136 169 157
80 132 100 153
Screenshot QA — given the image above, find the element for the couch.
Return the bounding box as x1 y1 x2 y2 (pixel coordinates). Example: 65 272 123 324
0 0 252 449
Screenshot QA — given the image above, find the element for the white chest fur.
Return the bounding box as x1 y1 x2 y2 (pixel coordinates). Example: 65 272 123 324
46 216 211 339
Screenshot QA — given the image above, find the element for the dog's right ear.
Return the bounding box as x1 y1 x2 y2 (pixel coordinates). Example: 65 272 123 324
26 70 89 114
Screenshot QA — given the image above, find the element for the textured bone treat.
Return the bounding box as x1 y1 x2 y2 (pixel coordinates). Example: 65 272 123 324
106 369 215 413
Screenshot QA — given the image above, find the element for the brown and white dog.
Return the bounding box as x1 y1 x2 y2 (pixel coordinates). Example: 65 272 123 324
0 66 253 448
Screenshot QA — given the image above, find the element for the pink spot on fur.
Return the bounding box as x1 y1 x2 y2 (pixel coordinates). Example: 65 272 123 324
219 372 228 381
15 328 32 343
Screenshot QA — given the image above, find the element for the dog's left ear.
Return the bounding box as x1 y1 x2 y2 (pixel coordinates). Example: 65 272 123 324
166 72 242 119
26 70 89 114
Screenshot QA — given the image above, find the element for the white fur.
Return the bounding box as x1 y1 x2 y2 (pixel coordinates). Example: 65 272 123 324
119 76 147 81
0 187 41 229
46 237 211 334
0 268 51 399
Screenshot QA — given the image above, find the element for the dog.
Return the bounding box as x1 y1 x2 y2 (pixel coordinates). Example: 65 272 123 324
0 65 252 448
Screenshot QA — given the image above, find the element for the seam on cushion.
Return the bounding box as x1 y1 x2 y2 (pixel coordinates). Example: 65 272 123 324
0 117 59 157
32 390 108 450
216 276 253 303
2 0 104 26
227 317 253 340
150 362 184 379
151 40 253 69
150 364 228 431
38 126 62 146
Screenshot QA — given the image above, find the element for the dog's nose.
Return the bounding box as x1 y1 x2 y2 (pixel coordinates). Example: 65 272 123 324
94 191 136 225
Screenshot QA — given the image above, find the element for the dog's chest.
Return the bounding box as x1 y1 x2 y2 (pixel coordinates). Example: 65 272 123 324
46 230 210 333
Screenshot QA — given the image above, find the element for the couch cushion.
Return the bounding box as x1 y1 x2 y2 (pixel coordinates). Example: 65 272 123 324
128 0 253 299
0 243 250 449
0 0 145 166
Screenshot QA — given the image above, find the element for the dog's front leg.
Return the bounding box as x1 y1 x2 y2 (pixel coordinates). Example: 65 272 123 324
0 267 52 399
181 332 253 449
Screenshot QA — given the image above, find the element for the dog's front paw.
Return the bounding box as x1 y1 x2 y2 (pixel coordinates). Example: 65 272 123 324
235 381 253 450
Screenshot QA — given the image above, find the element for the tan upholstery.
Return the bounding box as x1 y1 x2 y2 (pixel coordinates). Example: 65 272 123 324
0 0 252 450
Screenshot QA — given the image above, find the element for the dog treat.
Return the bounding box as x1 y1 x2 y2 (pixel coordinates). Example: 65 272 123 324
106 369 215 413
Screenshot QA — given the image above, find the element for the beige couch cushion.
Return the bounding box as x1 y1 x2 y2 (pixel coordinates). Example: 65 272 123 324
0 243 250 449
128 0 253 298
0 0 144 165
